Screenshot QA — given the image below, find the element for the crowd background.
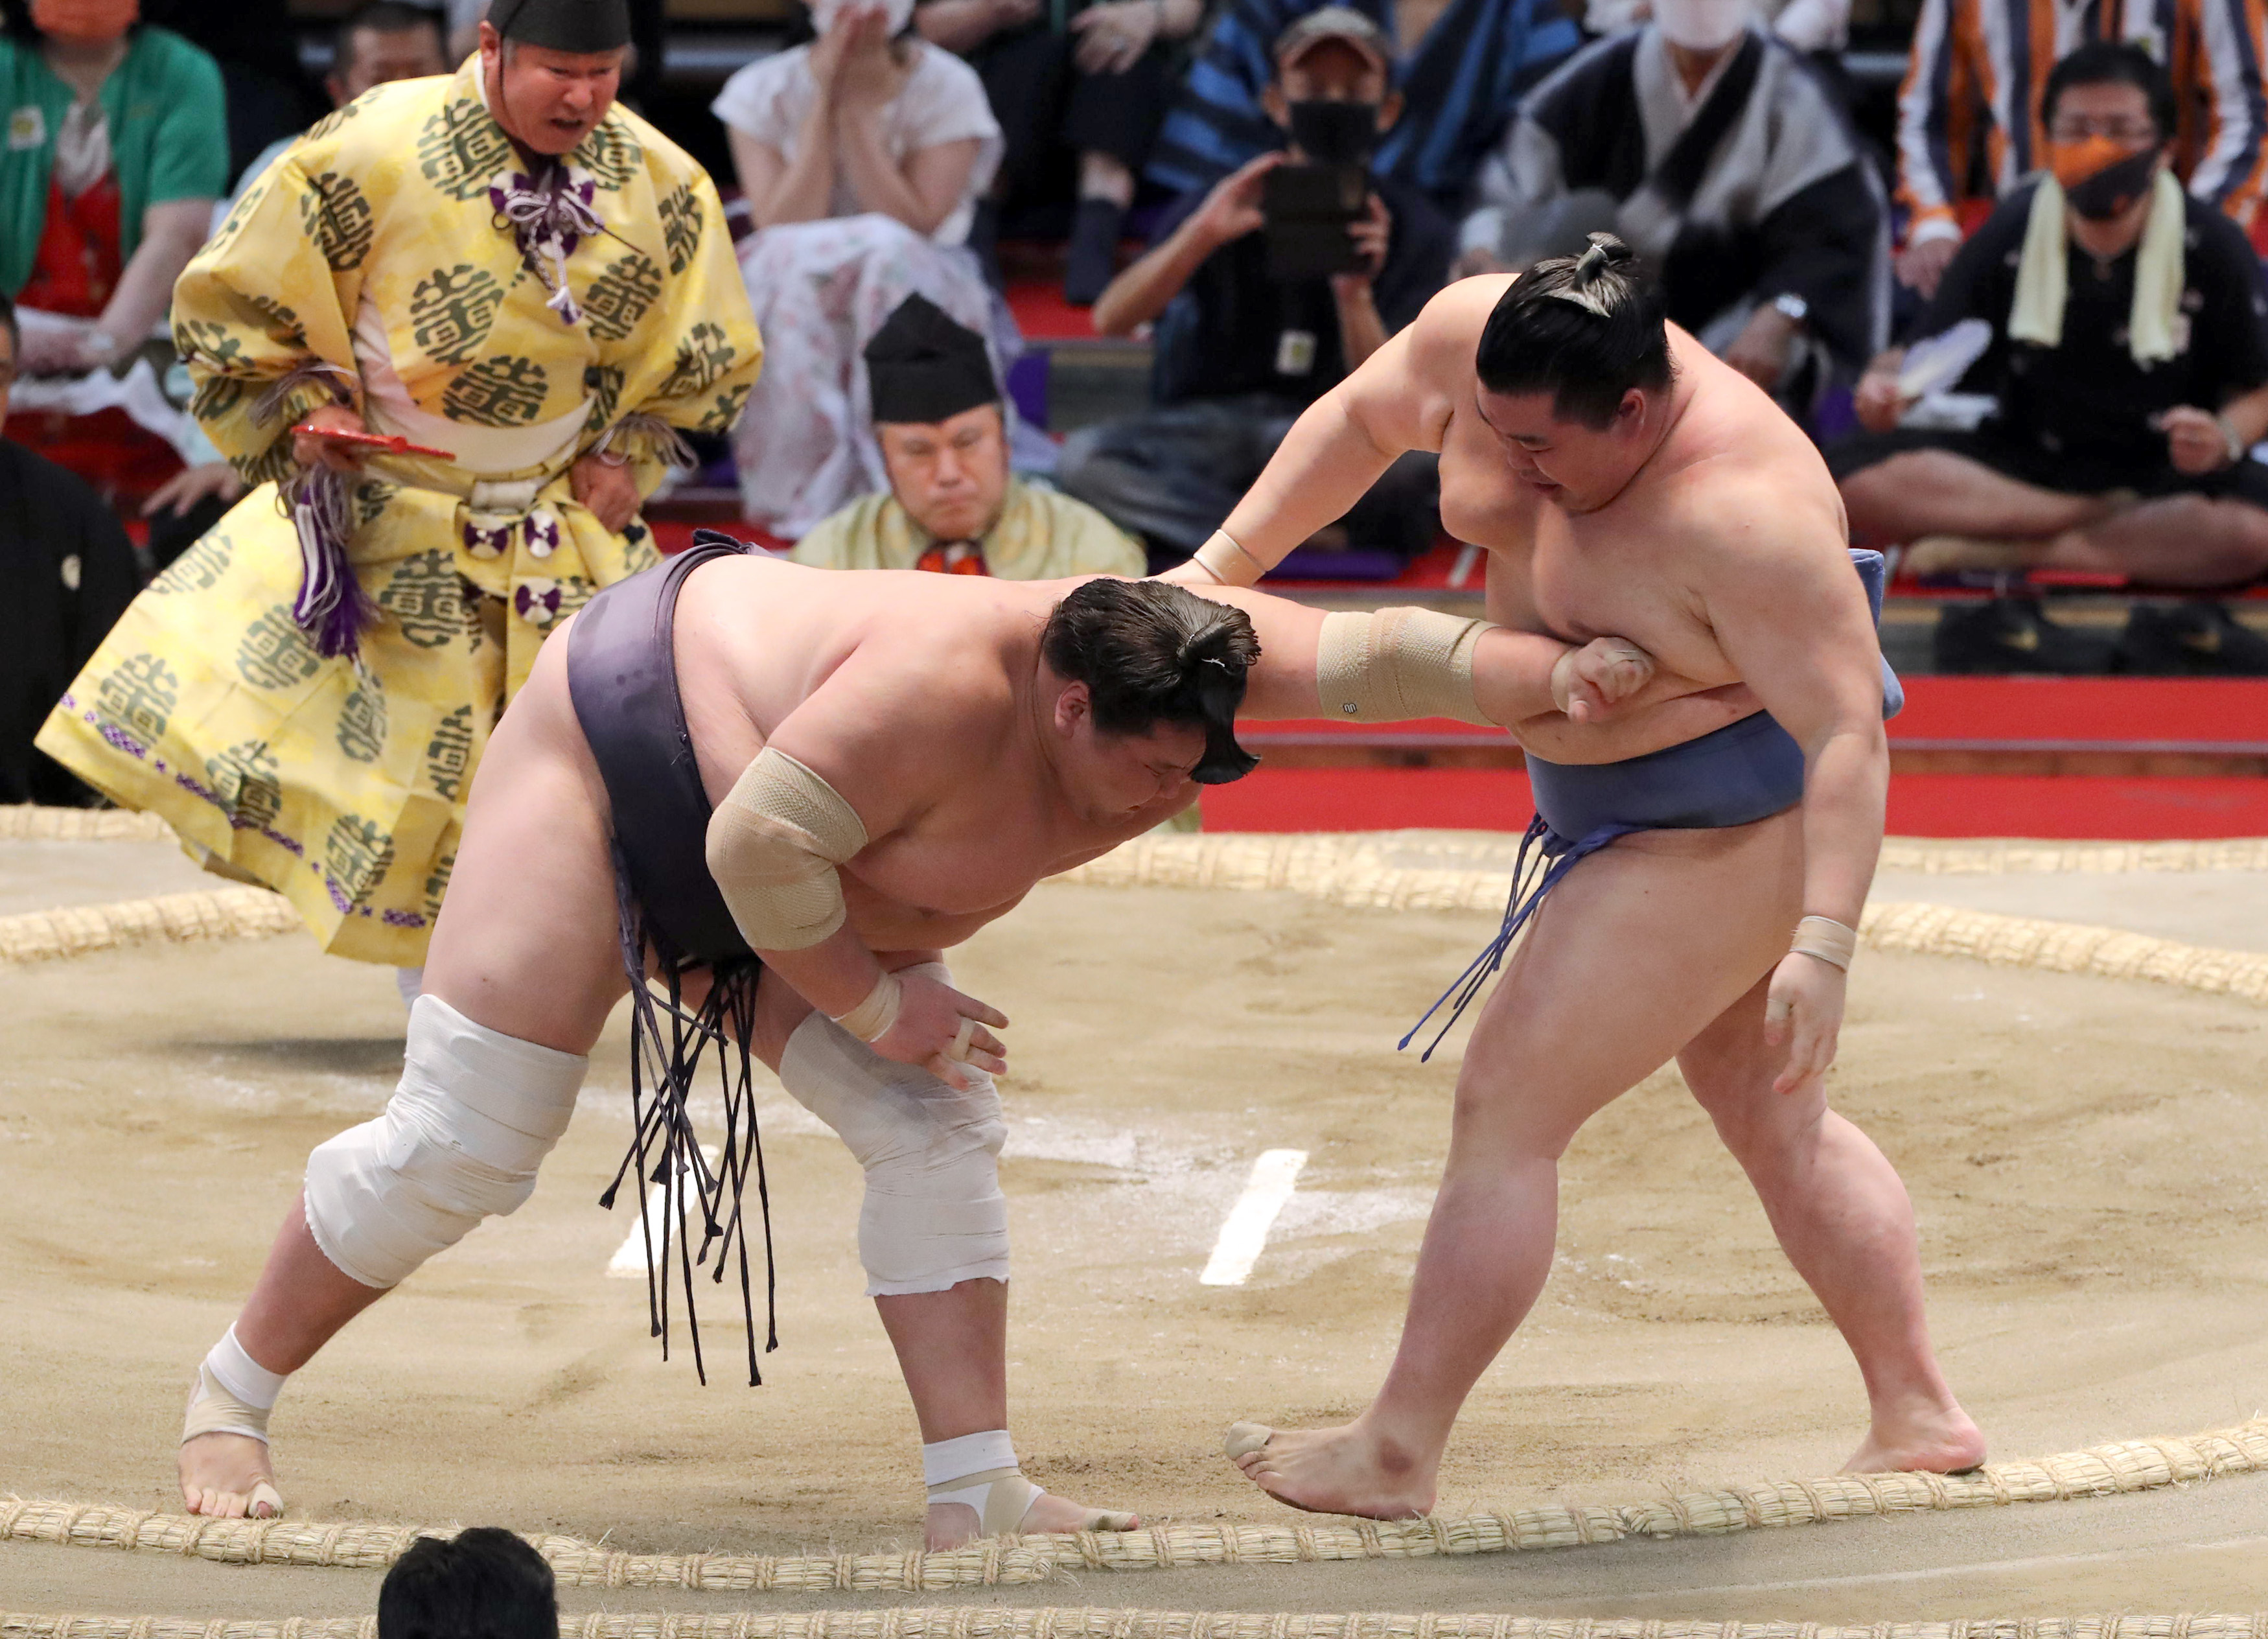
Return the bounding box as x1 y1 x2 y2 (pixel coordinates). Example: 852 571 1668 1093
5 0 2267 820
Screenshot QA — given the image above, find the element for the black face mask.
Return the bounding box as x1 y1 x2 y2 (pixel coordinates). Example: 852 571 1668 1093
2065 145 2161 220
1286 99 1380 168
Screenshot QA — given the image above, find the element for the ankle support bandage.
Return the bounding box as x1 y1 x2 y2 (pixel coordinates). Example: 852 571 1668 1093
182 1325 285 1446
1316 608 1499 725
923 1428 1041 1537
303 995 588 1290
779 969 1009 1297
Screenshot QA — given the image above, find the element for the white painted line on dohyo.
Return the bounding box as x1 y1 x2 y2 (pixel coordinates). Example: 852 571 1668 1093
607 1144 723 1277
1200 1148 1308 1286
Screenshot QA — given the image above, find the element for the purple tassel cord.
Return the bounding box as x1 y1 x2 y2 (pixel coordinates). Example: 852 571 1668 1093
490 168 605 325
287 466 376 660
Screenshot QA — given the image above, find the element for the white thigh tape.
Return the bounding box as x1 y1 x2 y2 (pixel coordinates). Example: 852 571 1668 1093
778 1005 1010 1297
303 995 588 1289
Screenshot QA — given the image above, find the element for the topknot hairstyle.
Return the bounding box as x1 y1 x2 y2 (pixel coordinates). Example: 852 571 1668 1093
1474 233 1674 429
1039 579 1264 784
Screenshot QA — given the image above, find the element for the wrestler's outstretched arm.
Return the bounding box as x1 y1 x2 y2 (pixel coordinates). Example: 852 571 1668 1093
1161 281 1502 585
1185 582 1656 725
1188 582 1753 754
1693 482 1890 1097
706 653 1011 1090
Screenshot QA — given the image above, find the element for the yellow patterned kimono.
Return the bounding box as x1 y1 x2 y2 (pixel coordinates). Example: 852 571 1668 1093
36 62 761 966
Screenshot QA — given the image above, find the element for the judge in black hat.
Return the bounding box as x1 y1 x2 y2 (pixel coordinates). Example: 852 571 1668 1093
478 0 631 161
794 295 1146 579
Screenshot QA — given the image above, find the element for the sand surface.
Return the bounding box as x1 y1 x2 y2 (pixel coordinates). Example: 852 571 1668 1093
3 841 2265 1619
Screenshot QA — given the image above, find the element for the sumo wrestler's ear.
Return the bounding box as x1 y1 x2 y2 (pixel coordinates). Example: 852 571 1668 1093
1053 679 1094 732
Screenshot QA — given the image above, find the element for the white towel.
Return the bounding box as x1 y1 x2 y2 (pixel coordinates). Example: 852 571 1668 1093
2008 169 2186 367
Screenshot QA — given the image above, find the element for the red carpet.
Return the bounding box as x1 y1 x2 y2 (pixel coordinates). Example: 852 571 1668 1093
1199 767 2268 838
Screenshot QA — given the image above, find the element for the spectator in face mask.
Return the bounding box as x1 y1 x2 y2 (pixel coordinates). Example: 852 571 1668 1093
1054 8 1452 566
1147 0 1580 218
1834 42 2268 675
1890 0 2268 305
1457 0 1887 420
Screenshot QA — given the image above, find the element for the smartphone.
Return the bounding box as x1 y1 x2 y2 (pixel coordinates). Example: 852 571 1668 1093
1262 163 1369 283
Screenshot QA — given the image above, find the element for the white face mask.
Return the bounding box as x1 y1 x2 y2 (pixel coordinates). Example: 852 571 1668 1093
811 0 916 36
1652 0 1750 51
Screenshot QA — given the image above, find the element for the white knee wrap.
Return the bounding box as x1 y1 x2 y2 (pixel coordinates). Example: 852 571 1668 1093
779 968 1009 1297
303 995 589 1290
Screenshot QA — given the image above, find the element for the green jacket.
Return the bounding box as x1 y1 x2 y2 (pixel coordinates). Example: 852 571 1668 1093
0 26 228 298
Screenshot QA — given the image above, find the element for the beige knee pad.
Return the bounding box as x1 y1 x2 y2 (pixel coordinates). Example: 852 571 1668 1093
778 975 1009 1297
302 995 588 1289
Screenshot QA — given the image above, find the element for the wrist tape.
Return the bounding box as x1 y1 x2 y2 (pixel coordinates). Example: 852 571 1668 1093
706 747 870 951
1790 914 1858 970
1192 529 1266 587
833 970 903 1042
1316 607 1499 725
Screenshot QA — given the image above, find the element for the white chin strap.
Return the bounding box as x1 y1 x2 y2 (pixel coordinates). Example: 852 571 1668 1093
778 964 1010 1297
302 995 588 1290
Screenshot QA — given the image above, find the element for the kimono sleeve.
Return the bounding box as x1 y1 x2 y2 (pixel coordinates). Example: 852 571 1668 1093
602 167 765 488
170 154 362 489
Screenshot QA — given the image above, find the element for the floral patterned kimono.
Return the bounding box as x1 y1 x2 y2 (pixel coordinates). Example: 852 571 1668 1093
36 60 762 966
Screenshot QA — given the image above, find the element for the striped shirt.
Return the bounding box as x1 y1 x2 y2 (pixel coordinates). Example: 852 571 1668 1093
1896 0 2268 239
1145 0 1582 210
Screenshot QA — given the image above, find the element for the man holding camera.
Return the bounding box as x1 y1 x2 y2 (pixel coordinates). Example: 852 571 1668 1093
1056 8 1452 565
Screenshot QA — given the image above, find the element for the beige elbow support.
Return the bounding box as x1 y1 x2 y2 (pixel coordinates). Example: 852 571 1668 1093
1315 607 1500 725
706 747 870 952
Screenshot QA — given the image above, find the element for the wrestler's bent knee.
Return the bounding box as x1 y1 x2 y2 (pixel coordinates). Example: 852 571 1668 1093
303 995 588 1288
778 975 1012 1297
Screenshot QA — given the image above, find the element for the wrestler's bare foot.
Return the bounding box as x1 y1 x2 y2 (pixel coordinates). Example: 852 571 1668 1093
1227 1420 1435 1519
1843 1402 1987 1475
179 1431 283 1518
925 1490 1140 1550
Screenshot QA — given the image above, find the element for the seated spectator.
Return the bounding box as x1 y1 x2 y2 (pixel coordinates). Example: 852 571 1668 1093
1584 0 1852 56
1833 43 2268 674
376 1526 555 1639
1057 10 1452 564
146 1 450 570
0 292 140 806
218 3 449 224
1892 0 2267 301
0 0 225 380
1147 0 1580 218
715 0 1027 538
796 296 1147 575
914 0 1205 303
1457 0 1887 414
